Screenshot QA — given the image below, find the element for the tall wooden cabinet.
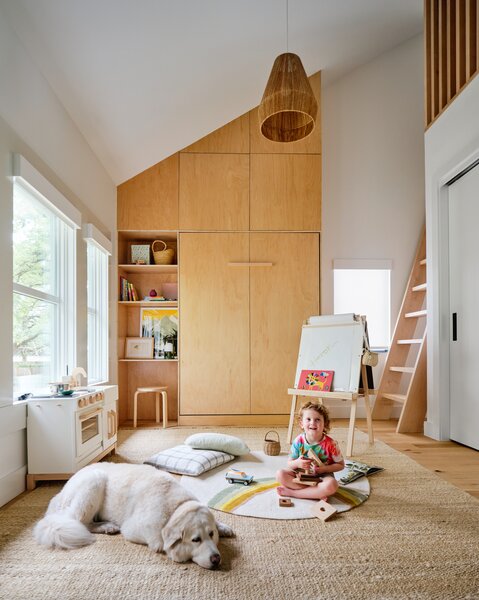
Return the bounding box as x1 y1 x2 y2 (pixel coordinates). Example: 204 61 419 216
116 71 322 425
179 233 319 419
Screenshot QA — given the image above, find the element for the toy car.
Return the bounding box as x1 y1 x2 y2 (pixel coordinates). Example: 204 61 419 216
225 468 254 486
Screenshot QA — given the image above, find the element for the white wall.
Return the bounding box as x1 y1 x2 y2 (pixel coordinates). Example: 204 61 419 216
0 11 117 506
424 74 479 440
321 34 425 416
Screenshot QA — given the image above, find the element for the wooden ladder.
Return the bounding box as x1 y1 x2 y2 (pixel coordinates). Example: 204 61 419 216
372 226 427 433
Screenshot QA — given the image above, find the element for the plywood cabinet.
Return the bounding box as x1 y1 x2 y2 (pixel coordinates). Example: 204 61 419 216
179 153 249 231
182 114 249 153
117 154 179 231
250 233 319 413
117 69 322 424
179 233 250 414
250 154 322 231
179 232 319 417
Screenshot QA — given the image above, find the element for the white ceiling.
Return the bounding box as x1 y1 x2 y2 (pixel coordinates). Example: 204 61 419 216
1 0 423 185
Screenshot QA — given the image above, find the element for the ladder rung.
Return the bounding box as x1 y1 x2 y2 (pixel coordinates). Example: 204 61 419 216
420 258 426 265
389 366 414 373
412 283 427 292
397 339 422 344
382 393 407 404
405 309 427 318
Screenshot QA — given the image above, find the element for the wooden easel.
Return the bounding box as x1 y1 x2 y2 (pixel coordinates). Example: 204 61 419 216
287 363 374 457
286 314 375 457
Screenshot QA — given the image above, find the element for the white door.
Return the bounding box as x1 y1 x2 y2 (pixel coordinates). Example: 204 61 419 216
448 163 479 450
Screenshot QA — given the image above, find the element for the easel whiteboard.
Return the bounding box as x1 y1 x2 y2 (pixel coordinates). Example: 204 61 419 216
294 314 364 393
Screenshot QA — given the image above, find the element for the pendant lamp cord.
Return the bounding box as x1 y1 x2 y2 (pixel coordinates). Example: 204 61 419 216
286 0 289 53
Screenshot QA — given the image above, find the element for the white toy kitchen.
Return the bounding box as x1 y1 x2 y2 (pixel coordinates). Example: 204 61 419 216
26 385 118 489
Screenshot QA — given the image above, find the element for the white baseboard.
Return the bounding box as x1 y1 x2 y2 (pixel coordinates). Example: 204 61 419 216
0 465 26 507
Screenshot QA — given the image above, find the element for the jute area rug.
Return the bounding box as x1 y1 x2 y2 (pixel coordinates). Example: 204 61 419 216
180 451 370 519
1 427 479 600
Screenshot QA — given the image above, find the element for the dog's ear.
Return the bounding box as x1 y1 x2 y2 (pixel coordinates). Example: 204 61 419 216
162 522 183 552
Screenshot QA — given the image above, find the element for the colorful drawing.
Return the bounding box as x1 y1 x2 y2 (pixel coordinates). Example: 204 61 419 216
140 307 178 359
298 369 334 391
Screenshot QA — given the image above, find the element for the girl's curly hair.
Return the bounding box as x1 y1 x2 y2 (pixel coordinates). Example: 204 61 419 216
298 401 331 434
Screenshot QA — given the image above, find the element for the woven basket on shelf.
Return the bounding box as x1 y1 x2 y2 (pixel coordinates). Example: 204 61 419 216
263 430 281 456
152 240 175 265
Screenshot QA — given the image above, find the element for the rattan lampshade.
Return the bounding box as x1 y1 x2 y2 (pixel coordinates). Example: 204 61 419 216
258 52 318 143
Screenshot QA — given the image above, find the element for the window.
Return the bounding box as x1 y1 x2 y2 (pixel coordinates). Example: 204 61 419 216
12 155 80 398
83 224 111 384
333 259 391 350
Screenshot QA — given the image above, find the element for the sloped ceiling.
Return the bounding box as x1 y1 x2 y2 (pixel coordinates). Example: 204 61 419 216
0 0 422 184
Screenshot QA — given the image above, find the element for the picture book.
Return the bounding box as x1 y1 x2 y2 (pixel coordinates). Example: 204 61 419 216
297 369 334 391
339 460 384 484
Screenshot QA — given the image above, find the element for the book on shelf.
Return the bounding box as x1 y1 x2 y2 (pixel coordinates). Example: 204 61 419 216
119 276 139 301
142 296 168 302
297 369 334 392
338 460 384 484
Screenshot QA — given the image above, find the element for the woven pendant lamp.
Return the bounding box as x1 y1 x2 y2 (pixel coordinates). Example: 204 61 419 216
259 52 318 143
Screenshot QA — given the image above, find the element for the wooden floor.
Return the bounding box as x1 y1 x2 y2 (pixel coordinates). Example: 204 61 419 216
335 419 479 500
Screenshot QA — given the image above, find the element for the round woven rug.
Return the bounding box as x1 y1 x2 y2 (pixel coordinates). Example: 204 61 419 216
180 451 370 519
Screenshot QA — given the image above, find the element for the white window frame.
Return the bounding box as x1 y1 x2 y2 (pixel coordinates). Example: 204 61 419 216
83 224 111 385
333 259 392 351
12 155 80 397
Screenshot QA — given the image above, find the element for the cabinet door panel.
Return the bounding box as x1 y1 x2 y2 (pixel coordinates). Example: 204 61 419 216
179 233 250 414
250 154 321 231
117 154 178 230
182 114 249 153
179 154 249 231
250 233 319 414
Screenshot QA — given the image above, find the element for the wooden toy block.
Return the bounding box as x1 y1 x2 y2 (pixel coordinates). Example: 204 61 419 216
296 473 322 482
292 477 317 486
308 449 323 467
310 499 337 521
279 498 293 507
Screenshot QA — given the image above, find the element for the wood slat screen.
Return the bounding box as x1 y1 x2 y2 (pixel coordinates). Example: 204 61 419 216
425 0 479 128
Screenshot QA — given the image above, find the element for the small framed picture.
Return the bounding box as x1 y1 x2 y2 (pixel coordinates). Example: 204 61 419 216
125 337 154 359
130 244 150 265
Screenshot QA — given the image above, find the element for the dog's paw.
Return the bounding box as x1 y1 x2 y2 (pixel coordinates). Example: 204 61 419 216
216 521 234 537
89 521 120 535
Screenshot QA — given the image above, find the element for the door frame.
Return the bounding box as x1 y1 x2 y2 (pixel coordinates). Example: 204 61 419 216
425 74 479 442
426 149 479 441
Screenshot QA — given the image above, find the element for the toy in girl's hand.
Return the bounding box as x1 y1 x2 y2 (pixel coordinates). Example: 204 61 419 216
295 456 313 473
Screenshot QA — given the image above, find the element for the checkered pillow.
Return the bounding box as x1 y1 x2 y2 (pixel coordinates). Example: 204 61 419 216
144 444 235 476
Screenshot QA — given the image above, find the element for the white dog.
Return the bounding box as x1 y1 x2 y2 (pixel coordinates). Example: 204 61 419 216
34 462 233 569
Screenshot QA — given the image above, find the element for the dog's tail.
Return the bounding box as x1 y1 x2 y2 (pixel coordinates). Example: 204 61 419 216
34 512 95 549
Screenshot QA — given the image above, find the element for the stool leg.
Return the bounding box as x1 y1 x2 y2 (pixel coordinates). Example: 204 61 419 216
133 392 139 428
155 392 160 424
161 391 168 429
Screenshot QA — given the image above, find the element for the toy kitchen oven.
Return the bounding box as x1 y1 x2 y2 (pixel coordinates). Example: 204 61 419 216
26 385 118 490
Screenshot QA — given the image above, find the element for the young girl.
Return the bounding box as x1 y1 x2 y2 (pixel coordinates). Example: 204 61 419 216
276 402 344 500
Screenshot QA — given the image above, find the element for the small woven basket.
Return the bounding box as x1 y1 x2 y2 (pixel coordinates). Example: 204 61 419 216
152 240 175 265
263 430 281 456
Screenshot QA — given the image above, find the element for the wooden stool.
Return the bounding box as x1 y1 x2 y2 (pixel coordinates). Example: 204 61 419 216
133 386 168 428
